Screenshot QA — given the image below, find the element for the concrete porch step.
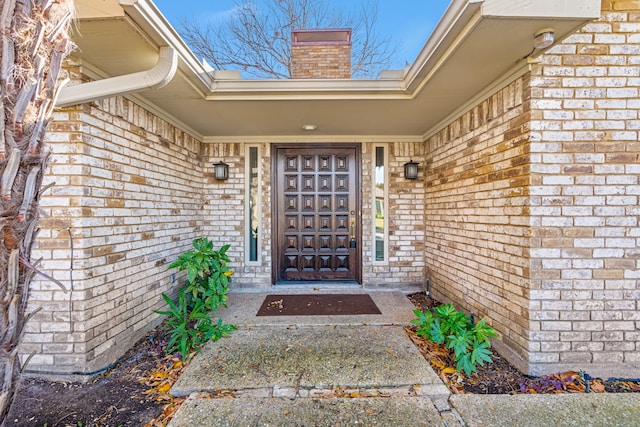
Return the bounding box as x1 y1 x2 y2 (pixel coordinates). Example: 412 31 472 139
170 325 445 396
169 324 450 426
168 396 446 426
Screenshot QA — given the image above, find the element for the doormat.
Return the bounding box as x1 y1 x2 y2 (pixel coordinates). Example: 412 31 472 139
256 294 382 316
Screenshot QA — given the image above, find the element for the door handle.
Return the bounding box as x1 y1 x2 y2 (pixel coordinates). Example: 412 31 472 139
349 217 356 248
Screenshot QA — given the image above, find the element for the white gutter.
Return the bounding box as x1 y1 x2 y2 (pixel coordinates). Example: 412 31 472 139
56 46 178 108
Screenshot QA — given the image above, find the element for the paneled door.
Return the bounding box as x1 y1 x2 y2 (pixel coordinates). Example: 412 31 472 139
273 145 361 283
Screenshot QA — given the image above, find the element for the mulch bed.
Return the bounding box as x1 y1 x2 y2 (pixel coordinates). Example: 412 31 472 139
406 292 640 394
7 292 639 426
256 293 381 316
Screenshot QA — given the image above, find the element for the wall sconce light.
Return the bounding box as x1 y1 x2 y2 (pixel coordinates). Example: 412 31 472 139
213 161 229 180
533 28 555 50
404 160 419 180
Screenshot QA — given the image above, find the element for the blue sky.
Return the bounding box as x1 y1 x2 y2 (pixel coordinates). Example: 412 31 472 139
153 0 451 70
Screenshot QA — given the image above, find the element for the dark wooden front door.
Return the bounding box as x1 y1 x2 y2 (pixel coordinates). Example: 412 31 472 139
273 144 361 283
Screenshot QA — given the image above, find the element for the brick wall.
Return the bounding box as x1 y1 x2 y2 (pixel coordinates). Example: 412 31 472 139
527 0 640 376
424 77 533 372
424 0 640 378
362 142 426 287
201 141 426 289
25 94 206 375
202 143 273 288
291 40 351 79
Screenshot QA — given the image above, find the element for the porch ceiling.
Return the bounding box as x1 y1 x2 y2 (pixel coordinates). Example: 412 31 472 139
69 0 601 141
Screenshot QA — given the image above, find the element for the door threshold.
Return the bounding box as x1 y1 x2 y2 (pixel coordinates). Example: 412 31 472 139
275 280 362 289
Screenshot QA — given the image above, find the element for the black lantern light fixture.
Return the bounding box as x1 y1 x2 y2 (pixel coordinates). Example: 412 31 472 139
404 159 419 180
213 161 229 181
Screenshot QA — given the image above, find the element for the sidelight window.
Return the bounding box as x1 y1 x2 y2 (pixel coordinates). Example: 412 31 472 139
246 145 260 263
373 145 388 262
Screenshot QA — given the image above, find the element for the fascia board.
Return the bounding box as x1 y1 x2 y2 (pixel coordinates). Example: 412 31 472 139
403 0 484 93
207 79 411 100
203 135 425 144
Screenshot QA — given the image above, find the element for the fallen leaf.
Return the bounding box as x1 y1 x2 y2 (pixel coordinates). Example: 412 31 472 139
624 382 640 391
431 361 446 370
157 383 171 393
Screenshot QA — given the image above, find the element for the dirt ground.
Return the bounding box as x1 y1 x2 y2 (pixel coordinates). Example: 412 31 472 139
6 294 639 426
6 324 171 426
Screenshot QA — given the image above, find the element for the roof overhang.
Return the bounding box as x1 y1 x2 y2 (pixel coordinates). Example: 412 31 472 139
66 0 602 141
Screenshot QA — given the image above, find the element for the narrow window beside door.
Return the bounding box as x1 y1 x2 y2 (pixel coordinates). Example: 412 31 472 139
374 145 388 262
247 146 260 263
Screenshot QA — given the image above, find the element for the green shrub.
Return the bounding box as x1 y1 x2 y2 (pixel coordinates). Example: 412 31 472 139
169 237 234 312
411 304 497 375
158 238 237 360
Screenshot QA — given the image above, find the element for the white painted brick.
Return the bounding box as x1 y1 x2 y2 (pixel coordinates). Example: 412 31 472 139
542 176 574 185
576 88 607 98
610 45 640 55
624 270 640 279
607 88 639 98
594 34 626 44
596 99 627 109
563 99 595 109
606 195 637 205
563 120 594 130
562 206 593 216
595 228 626 237
594 120 626 129
576 66 607 77
541 131 575 141
542 67 575 77
593 248 625 258
541 217 573 227
582 23 612 33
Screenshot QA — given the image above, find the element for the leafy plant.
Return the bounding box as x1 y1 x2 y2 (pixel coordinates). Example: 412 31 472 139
411 304 497 375
169 238 233 313
158 238 237 360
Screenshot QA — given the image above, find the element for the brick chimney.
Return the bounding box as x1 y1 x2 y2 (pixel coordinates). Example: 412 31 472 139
291 29 352 79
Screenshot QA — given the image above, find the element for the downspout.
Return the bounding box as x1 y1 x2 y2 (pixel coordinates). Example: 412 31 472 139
56 46 178 107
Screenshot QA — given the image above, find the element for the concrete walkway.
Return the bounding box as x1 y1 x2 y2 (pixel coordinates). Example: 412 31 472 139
168 290 640 426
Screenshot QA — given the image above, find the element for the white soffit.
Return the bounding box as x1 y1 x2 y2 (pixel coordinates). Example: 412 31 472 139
481 0 601 19
76 0 125 19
